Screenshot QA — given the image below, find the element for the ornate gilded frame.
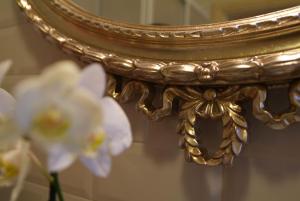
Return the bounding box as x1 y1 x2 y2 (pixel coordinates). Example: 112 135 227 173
17 0 300 166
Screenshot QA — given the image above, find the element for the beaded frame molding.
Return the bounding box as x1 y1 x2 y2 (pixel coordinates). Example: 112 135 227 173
17 0 300 166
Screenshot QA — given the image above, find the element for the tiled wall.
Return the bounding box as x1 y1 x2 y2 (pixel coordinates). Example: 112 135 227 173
1 1 300 201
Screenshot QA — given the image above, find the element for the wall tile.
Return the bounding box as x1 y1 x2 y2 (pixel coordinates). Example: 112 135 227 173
59 162 93 200
244 116 300 160
144 116 181 163
19 182 49 201
0 182 91 201
222 156 300 201
93 141 222 201
0 0 26 29
19 181 91 201
3 2 300 201
26 146 93 200
2 75 31 92
64 192 92 201
222 88 300 201
121 102 149 143
0 186 12 201
239 90 300 160
0 24 76 75
26 146 49 187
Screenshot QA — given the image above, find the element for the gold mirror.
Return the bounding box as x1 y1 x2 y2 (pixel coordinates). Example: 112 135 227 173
72 0 300 25
17 0 300 166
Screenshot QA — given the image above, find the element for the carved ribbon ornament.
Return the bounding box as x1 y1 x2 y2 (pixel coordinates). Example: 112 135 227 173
16 0 300 167
108 76 300 166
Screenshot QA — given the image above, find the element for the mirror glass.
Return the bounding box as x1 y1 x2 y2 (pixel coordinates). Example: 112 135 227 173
71 0 300 25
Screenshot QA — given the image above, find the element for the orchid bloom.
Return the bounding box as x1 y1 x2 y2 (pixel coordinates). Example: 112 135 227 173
14 61 132 177
0 60 20 150
0 140 30 201
0 60 30 201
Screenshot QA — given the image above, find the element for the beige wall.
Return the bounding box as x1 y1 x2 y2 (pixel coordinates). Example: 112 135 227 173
1 1 300 201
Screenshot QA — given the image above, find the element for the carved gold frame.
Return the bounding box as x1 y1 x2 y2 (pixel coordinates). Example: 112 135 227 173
17 0 300 166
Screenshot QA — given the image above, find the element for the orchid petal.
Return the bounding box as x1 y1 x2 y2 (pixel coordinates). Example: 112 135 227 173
40 61 80 95
48 145 77 172
100 97 132 156
42 61 79 83
10 140 30 201
62 88 102 150
0 121 20 153
14 79 47 131
15 73 103 152
29 88 103 151
0 60 11 85
81 145 111 177
79 63 106 99
0 88 15 116
0 89 19 149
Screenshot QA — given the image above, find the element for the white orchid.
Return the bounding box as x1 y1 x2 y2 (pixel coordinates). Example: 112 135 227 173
14 61 132 177
0 60 30 201
0 60 20 150
0 140 30 201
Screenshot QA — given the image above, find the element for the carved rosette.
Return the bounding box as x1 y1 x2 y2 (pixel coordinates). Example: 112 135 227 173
107 75 300 166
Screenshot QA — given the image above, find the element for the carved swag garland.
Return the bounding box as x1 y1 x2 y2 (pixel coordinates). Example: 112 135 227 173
108 75 300 166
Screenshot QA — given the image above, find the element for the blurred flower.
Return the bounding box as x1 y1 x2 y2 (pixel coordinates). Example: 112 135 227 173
0 140 30 201
14 61 132 177
0 60 30 201
0 60 20 150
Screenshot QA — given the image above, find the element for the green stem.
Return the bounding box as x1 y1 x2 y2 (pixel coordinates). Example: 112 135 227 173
48 175 56 201
49 173 65 201
54 173 64 201
29 151 53 183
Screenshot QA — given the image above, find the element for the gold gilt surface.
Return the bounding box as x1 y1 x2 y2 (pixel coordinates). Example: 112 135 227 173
107 76 300 166
17 0 300 85
16 0 300 166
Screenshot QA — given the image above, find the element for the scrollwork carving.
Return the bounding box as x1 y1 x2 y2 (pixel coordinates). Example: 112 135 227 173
17 0 300 167
249 82 300 129
107 75 300 166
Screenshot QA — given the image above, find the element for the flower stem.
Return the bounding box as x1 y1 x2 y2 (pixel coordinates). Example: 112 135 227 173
48 175 56 201
28 151 53 183
48 173 65 201
53 173 64 201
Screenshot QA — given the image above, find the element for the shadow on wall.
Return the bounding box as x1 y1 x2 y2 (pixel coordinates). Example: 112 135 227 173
12 2 300 201
141 93 224 201
181 112 224 201
144 115 180 164
143 114 224 201
141 86 300 201
182 163 223 201
222 86 300 201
